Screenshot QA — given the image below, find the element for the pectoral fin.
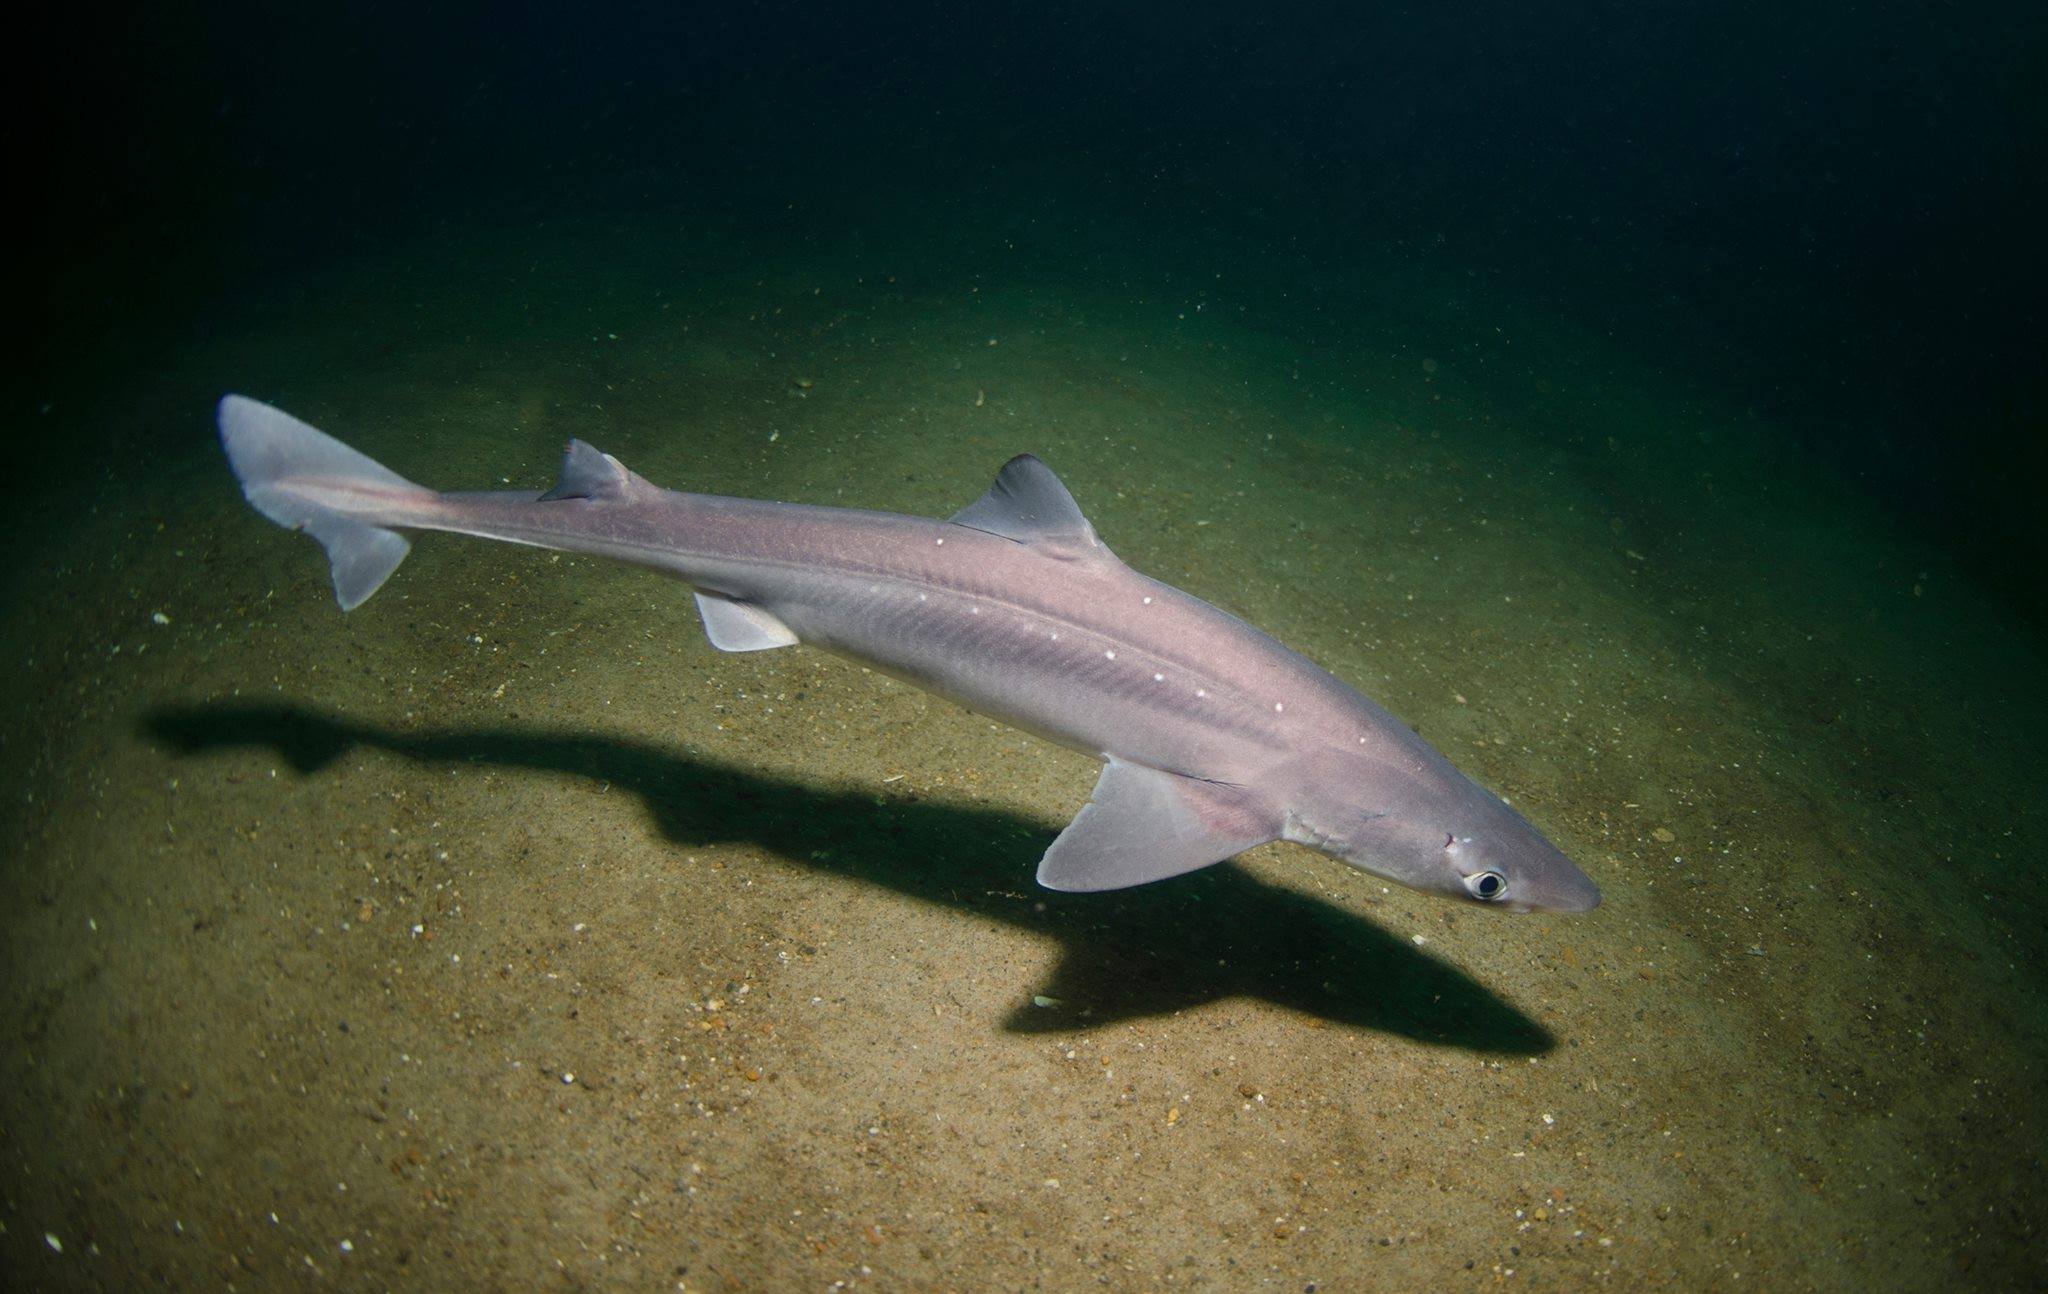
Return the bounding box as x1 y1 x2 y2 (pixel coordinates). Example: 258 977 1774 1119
1037 758 1276 892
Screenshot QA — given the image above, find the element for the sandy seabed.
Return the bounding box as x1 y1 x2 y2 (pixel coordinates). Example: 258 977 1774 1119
4 214 2042 1291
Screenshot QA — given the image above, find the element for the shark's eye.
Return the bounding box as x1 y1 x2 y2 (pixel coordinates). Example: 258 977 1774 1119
1464 870 1507 901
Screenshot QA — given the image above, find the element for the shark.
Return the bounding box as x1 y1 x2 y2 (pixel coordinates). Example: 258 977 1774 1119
216 394 1600 914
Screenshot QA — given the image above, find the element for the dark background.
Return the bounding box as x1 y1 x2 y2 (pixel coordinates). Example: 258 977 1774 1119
19 0 2046 626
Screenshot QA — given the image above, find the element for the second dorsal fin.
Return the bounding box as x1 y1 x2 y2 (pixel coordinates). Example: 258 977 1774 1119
949 454 1106 555
539 440 652 502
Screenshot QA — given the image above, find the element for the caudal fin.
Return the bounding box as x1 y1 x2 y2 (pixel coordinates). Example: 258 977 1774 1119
217 394 428 611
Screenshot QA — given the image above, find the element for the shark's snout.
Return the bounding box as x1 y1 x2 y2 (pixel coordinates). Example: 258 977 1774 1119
1537 865 1602 914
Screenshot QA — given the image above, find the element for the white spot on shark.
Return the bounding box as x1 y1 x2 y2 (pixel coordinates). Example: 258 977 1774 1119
1105 650 1117 660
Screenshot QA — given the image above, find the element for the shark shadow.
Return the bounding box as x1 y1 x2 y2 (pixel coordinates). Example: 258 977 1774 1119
145 703 1554 1054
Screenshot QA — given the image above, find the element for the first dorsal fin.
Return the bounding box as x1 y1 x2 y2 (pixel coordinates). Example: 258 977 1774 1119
539 440 651 502
949 454 1107 556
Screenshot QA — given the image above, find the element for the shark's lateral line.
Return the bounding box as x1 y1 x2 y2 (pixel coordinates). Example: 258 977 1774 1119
217 395 1600 914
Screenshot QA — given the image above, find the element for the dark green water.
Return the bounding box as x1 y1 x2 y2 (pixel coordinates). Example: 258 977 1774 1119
7 4 2044 1289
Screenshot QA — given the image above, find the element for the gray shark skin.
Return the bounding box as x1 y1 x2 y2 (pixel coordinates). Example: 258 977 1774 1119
217 394 1599 915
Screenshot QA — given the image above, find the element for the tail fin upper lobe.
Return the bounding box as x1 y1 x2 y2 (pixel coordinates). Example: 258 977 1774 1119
217 394 428 611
